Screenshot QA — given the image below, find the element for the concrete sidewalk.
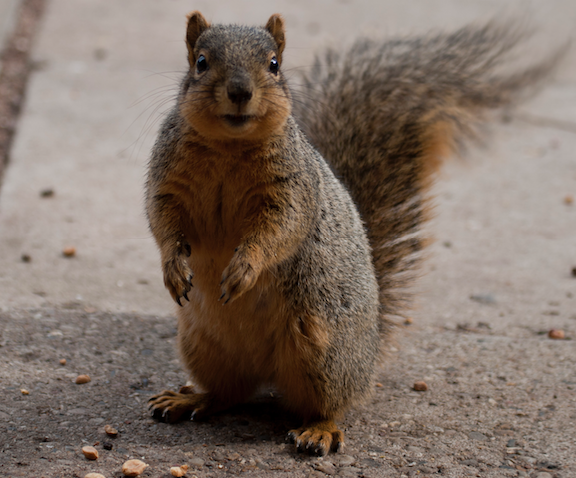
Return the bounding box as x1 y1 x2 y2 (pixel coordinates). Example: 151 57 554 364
0 1 575 477
0 0 574 317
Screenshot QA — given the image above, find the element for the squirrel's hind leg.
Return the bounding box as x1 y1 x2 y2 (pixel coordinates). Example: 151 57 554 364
288 420 344 456
148 385 218 423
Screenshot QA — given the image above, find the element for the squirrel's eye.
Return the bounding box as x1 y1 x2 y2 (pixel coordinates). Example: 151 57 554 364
196 55 208 74
269 57 279 75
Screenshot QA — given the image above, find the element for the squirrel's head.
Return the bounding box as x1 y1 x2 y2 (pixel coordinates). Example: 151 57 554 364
180 12 291 143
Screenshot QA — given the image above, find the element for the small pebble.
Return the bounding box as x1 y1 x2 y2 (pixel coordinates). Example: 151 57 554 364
413 381 428 392
316 462 337 475
170 465 189 477
20 389 29 395
40 188 54 197
572 266 576 278
59 358 67 365
121 459 148 476
102 441 113 451
104 424 118 437
309 471 326 478
85 474 106 478
419 466 437 474
213 450 226 461
548 329 565 340
189 457 204 468
21 253 31 263
339 470 357 478
82 446 99 460
62 246 76 257
337 455 356 466
75 374 91 384
470 293 496 304
468 431 487 441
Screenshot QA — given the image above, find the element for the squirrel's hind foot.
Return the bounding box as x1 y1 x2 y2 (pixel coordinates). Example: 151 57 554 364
288 420 344 456
148 386 211 423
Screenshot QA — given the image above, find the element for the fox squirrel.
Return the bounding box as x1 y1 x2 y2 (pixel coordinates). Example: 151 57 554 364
146 12 558 455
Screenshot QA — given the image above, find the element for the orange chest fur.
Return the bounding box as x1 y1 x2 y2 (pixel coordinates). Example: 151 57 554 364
165 143 273 262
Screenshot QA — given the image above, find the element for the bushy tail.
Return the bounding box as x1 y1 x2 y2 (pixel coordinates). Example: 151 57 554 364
293 22 564 327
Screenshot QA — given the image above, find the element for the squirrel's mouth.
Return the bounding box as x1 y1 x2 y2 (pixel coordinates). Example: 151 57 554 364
223 114 254 127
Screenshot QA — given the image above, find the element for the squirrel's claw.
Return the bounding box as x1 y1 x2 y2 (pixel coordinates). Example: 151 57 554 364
149 389 212 423
220 252 260 304
288 421 344 456
163 254 194 306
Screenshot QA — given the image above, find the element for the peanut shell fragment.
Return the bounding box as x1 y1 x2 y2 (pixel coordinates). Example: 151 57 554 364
122 459 148 476
413 380 428 391
170 464 189 477
548 329 565 340
75 374 91 384
63 246 76 257
104 424 118 436
82 446 99 460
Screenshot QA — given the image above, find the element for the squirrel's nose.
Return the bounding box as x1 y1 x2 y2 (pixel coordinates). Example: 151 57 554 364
227 79 253 106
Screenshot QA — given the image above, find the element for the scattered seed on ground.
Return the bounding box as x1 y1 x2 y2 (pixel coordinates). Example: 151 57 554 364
82 446 99 460
62 246 76 257
548 329 565 340
170 464 189 477
121 459 148 476
413 381 428 391
75 374 91 384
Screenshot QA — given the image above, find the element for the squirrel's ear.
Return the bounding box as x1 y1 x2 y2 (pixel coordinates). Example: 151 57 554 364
265 14 286 64
186 11 210 67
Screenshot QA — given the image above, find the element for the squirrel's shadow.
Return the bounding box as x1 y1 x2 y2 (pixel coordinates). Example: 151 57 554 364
148 391 299 448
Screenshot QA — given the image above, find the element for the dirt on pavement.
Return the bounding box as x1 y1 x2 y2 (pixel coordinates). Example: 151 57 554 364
1 305 575 478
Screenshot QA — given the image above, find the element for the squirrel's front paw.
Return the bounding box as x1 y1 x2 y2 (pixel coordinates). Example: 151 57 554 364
163 254 193 306
219 251 260 304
